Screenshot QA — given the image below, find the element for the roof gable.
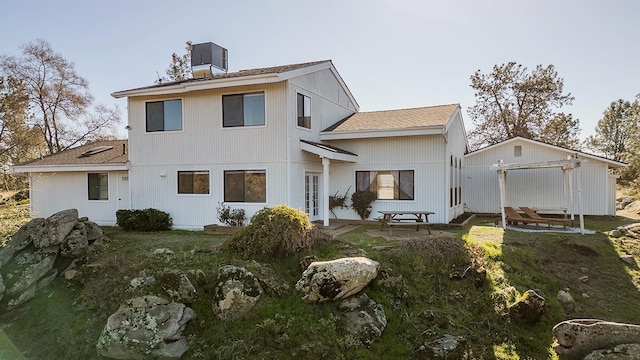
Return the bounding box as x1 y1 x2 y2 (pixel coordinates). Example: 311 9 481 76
320 104 460 140
465 136 628 168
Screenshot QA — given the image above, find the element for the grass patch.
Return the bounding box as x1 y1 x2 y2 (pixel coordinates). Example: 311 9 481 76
1 207 640 359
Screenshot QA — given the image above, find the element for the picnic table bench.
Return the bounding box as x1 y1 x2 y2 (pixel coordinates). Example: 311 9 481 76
378 210 435 235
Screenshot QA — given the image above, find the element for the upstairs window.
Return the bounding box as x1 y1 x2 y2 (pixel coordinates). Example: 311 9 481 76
356 170 414 200
297 93 311 128
224 170 266 202
223 92 265 127
178 171 210 194
88 173 108 200
146 99 182 132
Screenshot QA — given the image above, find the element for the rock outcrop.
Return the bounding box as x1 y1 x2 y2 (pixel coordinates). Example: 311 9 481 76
96 295 195 359
211 265 263 320
0 209 104 310
553 319 640 359
295 257 379 303
338 293 387 346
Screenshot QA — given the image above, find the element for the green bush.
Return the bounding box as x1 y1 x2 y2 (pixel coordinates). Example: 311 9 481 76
225 204 318 258
351 191 377 219
216 202 246 226
116 208 173 231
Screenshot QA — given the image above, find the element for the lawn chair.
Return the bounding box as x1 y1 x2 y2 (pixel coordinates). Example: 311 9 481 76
503 206 551 228
519 207 573 228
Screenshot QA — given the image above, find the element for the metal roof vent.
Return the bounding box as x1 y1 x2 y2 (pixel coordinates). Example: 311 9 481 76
191 42 228 79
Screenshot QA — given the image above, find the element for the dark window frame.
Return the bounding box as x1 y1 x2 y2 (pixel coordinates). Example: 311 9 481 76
88 173 109 201
177 170 210 194
222 92 265 127
355 170 414 200
297 93 311 128
145 99 183 132
224 170 267 203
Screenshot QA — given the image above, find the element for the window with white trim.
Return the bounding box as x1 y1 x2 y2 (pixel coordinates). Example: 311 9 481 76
222 92 265 127
224 170 266 202
178 171 210 194
146 99 182 132
297 93 311 128
355 170 414 200
88 173 108 200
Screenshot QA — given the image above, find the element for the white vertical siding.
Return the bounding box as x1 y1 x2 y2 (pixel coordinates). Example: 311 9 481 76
126 82 291 229
30 172 122 225
443 110 468 221
324 136 450 224
464 139 614 215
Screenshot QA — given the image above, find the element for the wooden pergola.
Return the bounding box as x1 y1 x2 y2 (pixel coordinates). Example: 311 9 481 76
494 158 585 234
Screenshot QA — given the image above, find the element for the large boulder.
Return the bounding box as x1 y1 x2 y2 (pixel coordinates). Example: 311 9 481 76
96 295 195 359
508 289 546 324
36 209 79 248
553 319 640 359
2 246 58 308
0 218 46 266
211 265 263 320
338 293 387 346
82 219 104 241
295 257 379 303
157 268 197 304
60 222 88 258
584 343 640 359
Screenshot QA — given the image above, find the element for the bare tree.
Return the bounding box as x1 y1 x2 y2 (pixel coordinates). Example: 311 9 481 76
468 62 575 149
1 39 120 155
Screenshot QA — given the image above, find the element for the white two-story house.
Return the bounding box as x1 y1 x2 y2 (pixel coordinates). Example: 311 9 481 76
15 52 468 228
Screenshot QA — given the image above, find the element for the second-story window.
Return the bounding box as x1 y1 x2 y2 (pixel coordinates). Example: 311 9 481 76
223 92 265 127
297 93 311 128
146 99 182 132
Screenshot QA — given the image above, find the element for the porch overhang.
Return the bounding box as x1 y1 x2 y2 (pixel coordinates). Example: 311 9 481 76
300 139 358 162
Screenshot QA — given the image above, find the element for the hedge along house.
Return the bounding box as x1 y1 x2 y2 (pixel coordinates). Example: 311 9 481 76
12 140 130 225
464 137 627 220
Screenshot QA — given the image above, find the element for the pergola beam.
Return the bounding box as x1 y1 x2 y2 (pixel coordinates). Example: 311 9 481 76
495 158 585 234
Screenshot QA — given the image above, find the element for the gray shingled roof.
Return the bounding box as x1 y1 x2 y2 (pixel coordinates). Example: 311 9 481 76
16 140 128 167
115 60 331 94
325 104 460 132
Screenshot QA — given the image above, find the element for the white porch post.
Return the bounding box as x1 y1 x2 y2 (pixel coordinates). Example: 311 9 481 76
577 165 584 234
498 169 507 229
322 157 330 227
568 168 575 220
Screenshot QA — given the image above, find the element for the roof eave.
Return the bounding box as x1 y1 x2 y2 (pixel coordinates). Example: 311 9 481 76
112 73 282 98
300 141 357 162
13 163 130 173
320 126 445 140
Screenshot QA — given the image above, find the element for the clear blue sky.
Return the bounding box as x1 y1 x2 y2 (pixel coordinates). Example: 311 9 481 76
2 0 638 141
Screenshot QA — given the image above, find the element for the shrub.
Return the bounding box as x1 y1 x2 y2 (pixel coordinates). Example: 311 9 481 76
328 187 350 218
351 191 377 219
225 204 318 258
216 202 246 226
116 208 172 231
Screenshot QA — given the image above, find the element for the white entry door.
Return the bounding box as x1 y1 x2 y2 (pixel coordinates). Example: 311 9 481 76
117 172 130 210
305 173 321 221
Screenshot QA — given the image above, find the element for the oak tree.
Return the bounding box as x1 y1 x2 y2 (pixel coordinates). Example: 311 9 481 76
468 62 575 149
156 41 192 84
0 39 120 155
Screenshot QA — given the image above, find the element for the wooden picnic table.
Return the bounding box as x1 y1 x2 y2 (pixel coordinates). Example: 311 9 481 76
378 210 435 235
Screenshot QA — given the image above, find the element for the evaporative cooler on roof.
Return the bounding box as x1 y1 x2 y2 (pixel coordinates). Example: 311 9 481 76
191 42 228 78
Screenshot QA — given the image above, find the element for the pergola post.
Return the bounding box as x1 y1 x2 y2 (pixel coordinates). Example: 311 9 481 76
576 165 584 234
498 169 507 229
